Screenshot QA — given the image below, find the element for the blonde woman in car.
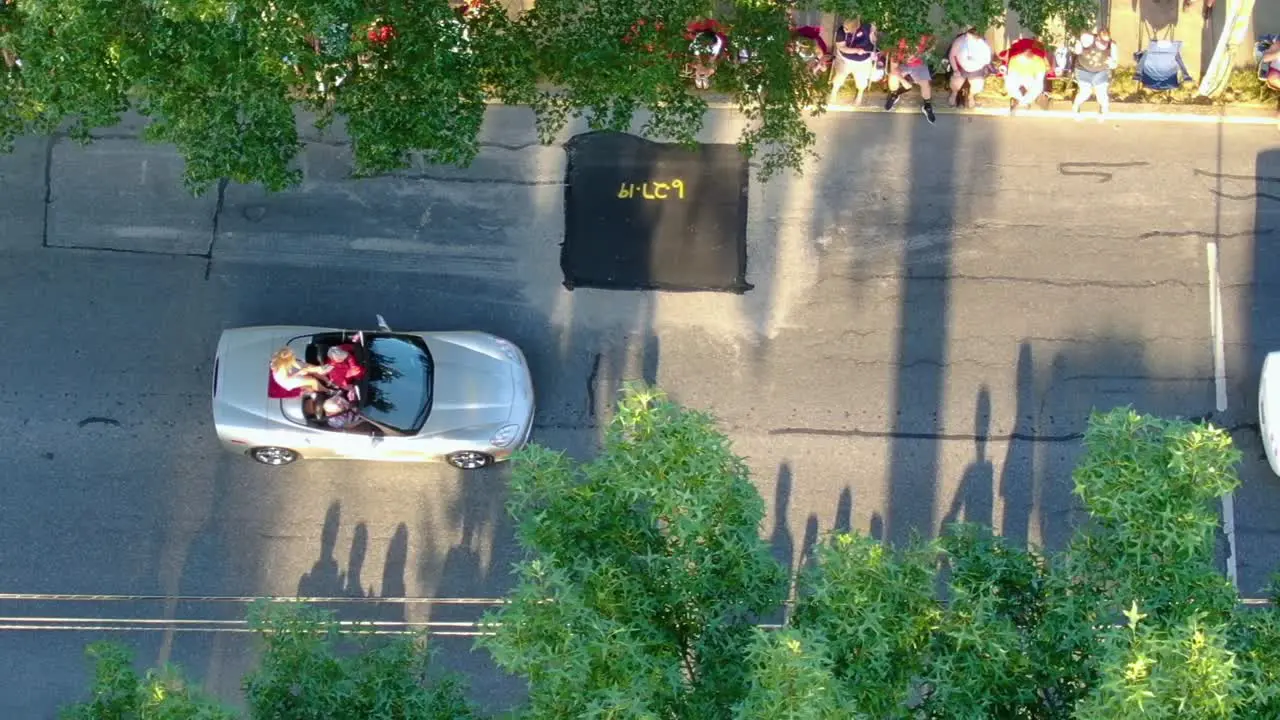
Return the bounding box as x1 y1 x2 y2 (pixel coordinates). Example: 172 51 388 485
270 347 331 393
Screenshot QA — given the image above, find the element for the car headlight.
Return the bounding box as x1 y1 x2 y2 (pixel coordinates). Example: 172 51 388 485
490 424 520 448
494 338 521 363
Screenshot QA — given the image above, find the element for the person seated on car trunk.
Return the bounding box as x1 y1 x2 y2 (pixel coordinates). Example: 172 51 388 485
324 344 365 389
271 347 331 393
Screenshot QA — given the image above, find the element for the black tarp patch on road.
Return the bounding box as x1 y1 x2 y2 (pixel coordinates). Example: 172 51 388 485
561 132 752 294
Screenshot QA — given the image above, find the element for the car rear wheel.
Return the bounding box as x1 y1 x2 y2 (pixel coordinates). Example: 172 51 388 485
446 451 493 470
250 447 300 466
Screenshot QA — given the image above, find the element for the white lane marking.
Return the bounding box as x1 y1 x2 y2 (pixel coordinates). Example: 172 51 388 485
1223 490 1239 590
1208 240 1238 590
1209 242 1229 413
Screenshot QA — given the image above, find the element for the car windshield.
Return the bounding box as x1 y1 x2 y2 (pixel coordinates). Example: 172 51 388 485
361 335 433 433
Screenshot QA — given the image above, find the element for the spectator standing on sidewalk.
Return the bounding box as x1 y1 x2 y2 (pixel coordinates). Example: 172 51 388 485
884 34 936 124
947 28 992 108
1071 28 1119 119
1001 37 1051 113
829 18 877 106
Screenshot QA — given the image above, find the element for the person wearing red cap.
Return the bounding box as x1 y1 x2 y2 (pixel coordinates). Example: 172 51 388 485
1001 37 1051 113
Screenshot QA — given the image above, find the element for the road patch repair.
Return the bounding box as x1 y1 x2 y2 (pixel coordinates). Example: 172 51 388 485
560 131 752 294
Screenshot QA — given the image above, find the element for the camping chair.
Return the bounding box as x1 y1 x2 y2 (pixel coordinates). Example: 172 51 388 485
1134 39 1192 91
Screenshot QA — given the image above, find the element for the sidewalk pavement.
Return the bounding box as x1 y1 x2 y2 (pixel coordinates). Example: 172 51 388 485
0 99 1274 283
809 91 1280 125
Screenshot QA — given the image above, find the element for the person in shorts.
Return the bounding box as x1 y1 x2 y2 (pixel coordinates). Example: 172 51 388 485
884 34 936 123
1001 37 1050 113
1071 28 1118 118
947 28 992 108
830 18 877 106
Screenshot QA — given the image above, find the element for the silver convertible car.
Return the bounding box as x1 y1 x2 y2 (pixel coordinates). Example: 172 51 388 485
212 316 534 469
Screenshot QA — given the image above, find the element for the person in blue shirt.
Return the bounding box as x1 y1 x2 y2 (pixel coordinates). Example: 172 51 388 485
829 18 877 106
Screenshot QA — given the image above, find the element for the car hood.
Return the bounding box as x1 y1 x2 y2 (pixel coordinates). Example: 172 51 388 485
420 335 516 434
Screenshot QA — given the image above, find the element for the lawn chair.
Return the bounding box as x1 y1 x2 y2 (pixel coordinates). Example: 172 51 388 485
1134 39 1192 91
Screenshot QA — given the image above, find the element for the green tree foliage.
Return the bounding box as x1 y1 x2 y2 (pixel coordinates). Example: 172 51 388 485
60 602 474 720
1006 0 1098 41
60 643 237 720
0 0 826 192
478 383 788 718
59 397 1280 719
738 408 1258 719
489 391 1277 719
786 532 937 717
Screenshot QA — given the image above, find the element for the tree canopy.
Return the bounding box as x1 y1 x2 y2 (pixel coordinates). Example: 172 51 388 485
60 602 475 720
61 390 1275 719
1 0 1097 193
487 388 1280 719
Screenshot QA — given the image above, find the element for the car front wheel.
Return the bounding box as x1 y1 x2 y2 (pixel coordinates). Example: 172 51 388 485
250 447 300 466
446 451 493 470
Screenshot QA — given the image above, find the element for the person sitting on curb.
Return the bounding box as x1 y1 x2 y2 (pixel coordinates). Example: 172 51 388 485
947 27 992 108
884 34 936 124
830 18 877 106
686 19 728 90
1000 36 1051 113
1071 28 1119 119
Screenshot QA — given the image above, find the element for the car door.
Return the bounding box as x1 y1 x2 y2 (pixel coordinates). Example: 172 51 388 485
361 431 441 463
314 424 386 460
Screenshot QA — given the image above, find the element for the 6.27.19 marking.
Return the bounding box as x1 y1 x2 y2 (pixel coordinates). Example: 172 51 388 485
617 180 686 200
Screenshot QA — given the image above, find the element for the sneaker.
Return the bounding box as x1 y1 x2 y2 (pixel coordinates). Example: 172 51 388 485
884 91 901 111
922 102 936 124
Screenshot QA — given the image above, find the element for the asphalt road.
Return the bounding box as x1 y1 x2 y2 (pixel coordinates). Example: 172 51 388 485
1 106 1278 716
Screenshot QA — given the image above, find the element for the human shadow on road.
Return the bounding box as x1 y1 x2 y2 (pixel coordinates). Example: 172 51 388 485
297 501 347 599
344 523 370 598
998 344 1037 548
940 387 995 532
797 486 852 572
377 523 409 626
769 462 797 583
